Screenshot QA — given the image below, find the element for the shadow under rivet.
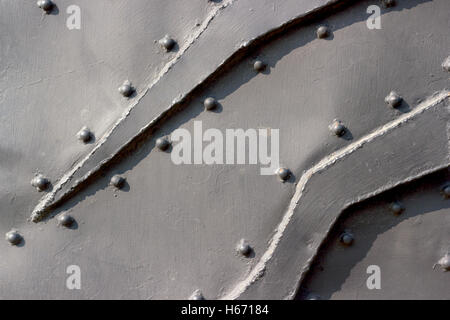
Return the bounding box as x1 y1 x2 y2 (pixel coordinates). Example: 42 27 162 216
5 230 22 246
237 239 252 257
159 35 176 52
340 231 354 246
37 0 53 13
253 60 266 72
306 293 321 300
77 127 92 143
156 137 171 151
316 26 330 39
58 214 75 228
189 290 205 300
110 175 126 189
31 174 50 191
385 91 403 108
204 97 217 111
390 201 405 215
381 0 396 8
329 119 346 137
276 167 291 182
118 80 134 97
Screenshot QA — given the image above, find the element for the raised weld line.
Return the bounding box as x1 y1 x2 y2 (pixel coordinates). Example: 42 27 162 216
222 91 449 300
30 0 236 222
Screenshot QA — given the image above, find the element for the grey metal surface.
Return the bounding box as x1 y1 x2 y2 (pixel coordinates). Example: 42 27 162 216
297 169 450 300
0 0 449 299
0 0 219 229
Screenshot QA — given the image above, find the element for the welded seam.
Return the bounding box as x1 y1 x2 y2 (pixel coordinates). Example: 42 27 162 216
30 0 354 222
222 91 450 300
30 0 236 222
285 163 450 300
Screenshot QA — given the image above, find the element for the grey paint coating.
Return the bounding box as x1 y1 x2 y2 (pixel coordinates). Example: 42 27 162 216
30 0 347 220
0 0 225 226
236 93 449 299
0 0 449 299
298 169 450 300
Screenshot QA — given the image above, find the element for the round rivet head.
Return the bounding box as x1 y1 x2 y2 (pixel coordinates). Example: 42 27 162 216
390 201 404 215
237 239 251 256
189 290 205 300
77 127 92 143
435 254 450 272
58 214 75 228
442 56 450 72
118 80 133 97
31 175 50 191
37 0 54 12
316 26 329 39
442 185 450 198
110 175 125 189
340 232 354 245
329 120 346 137
381 0 396 8
5 231 22 246
253 60 266 72
385 91 403 108
156 137 171 151
160 36 176 51
276 167 291 181
204 97 217 111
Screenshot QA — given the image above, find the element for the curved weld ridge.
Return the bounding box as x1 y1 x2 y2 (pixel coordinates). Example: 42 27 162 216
221 91 450 300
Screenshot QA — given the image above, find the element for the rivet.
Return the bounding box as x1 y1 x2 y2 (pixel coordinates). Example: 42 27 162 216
329 119 346 137
156 137 171 151
118 80 133 97
160 35 176 51
385 91 403 108
110 175 126 189
435 254 450 272
442 56 450 72
381 0 396 8
390 201 405 215
37 0 54 12
253 60 266 72
316 26 330 39
340 232 354 246
237 239 252 256
442 185 450 198
58 214 75 228
31 175 50 191
276 167 291 181
306 293 321 300
189 290 205 300
77 127 92 143
5 230 22 246
203 97 217 111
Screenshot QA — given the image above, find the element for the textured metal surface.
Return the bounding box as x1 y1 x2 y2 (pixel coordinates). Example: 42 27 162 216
0 0 449 299
297 169 450 300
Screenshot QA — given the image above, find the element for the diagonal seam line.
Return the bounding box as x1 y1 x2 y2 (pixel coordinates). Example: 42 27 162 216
221 90 450 300
30 0 237 222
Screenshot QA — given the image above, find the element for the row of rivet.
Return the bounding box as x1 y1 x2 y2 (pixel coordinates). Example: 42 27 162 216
338 196 450 273
32 0 449 297
339 201 404 246
5 213 75 245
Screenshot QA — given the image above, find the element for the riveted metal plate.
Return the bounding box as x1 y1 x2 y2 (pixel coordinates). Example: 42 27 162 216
0 0 449 300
